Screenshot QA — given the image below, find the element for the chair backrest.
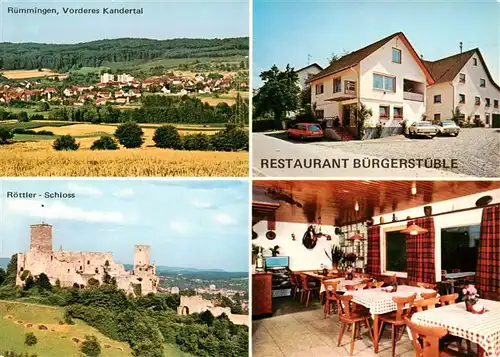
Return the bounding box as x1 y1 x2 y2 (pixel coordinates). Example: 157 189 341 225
414 297 439 312
344 284 357 291
389 274 397 282
420 291 438 299
417 282 437 290
392 293 417 321
374 281 384 288
295 274 303 288
335 292 354 319
404 317 448 357
439 293 458 306
355 283 366 290
290 273 297 286
452 269 460 273
323 280 339 299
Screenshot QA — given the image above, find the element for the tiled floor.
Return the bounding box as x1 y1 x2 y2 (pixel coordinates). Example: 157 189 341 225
253 308 415 357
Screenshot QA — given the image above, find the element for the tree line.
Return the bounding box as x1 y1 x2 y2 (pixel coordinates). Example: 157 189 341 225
0 255 248 357
0 38 249 71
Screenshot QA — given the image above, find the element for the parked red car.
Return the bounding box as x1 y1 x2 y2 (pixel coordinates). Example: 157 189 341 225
287 123 324 140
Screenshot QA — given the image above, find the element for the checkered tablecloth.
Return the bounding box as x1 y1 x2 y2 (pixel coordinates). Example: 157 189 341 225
412 300 500 357
320 278 365 293
345 285 431 315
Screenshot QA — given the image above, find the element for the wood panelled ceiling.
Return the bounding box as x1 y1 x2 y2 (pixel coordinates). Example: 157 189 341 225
253 180 500 226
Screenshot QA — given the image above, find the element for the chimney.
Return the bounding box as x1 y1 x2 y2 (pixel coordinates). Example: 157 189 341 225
420 54 424 60
459 42 463 54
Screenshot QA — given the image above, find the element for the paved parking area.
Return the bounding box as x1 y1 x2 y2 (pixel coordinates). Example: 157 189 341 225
252 128 499 177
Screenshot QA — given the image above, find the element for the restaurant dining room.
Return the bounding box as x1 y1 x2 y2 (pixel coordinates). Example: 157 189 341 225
251 180 500 357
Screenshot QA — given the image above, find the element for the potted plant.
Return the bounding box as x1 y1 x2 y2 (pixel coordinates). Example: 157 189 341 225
346 265 354 280
344 252 357 264
462 284 483 313
270 245 280 257
324 245 344 271
252 244 261 265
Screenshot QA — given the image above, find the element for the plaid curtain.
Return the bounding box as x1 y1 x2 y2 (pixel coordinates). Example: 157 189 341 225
406 217 435 283
476 205 500 297
366 226 381 275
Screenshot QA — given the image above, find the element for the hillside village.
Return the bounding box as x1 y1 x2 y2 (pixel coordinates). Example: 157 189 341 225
0 71 249 107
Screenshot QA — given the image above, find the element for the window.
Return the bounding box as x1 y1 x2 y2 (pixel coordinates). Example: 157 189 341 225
333 78 341 93
473 58 478 66
379 105 390 119
459 73 466 83
373 74 396 92
485 98 490 107
434 113 441 121
315 84 324 95
315 109 324 118
87 260 90 265
486 113 490 125
480 78 486 87
394 107 403 119
475 96 481 106
392 48 402 64
441 225 479 275
494 100 499 108
475 115 481 122
434 95 441 103
459 94 466 104
385 230 407 273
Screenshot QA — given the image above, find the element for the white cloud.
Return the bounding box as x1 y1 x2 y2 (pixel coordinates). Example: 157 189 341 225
67 183 103 196
6 200 124 223
169 220 189 235
214 212 237 225
114 188 134 198
190 198 212 209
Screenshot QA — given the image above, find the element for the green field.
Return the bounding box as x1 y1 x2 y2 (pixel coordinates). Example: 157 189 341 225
0 121 74 130
0 300 192 357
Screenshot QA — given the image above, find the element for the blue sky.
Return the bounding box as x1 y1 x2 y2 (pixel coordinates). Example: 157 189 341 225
0 0 249 43
253 0 500 87
0 179 249 272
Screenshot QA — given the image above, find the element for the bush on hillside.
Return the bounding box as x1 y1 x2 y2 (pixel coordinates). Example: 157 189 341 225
181 133 212 151
90 136 119 150
0 127 14 144
53 135 79 151
114 121 144 148
25 332 38 346
11 128 54 136
30 114 45 121
153 125 182 149
17 111 29 122
211 124 248 151
80 335 101 356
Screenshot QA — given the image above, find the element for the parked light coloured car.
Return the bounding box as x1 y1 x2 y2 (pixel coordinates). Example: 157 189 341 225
287 123 324 140
436 120 460 136
407 121 438 138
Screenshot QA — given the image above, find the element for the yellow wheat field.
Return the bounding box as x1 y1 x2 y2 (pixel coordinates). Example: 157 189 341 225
0 139 248 177
1 69 66 79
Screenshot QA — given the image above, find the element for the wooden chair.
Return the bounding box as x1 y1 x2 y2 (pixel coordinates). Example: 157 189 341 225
290 273 299 299
378 293 417 357
294 273 303 300
439 293 458 306
404 317 459 357
414 297 439 312
335 293 374 356
323 280 339 318
417 282 437 290
299 274 320 307
441 270 447 279
344 284 357 291
421 290 438 299
374 281 384 288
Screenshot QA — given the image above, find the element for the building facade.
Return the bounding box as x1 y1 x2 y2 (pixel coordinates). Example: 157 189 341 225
424 49 500 127
16 224 159 295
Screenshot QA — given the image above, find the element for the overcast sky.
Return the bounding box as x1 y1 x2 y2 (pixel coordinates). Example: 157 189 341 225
0 179 249 272
1 0 249 43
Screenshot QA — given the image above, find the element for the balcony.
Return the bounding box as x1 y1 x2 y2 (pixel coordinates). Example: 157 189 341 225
325 80 357 102
403 91 424 102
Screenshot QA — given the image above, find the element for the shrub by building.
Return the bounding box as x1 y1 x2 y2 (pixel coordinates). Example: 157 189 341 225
53 135 80 151
90 136 119 150
114 121 144 149
153 125 182 149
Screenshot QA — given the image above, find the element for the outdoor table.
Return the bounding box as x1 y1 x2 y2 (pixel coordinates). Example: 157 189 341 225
446 271 475 279
345 285 433 353
412 299 500 357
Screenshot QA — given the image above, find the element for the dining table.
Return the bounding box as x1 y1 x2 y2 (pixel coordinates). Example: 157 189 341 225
345 285 434 353
412 299 500 357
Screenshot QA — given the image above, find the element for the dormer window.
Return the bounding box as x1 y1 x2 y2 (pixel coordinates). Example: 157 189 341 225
392 48 401 64
480 79 486 87
459 73 466 83
473 58 478 66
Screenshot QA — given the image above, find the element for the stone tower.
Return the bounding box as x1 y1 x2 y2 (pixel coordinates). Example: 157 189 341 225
134 245 150 268
30 224 52 252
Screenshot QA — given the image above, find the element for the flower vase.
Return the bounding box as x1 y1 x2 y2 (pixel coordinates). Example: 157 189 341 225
332 263 338 272
347 273 353 281
466 302 474 313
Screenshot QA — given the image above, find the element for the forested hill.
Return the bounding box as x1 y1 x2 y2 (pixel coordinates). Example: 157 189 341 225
0 37 249 71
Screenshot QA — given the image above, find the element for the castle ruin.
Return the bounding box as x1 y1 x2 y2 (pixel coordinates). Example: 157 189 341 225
177 295 249 326
16 224 159 295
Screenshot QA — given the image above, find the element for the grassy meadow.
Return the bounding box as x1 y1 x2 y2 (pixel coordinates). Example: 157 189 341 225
0 122 248 176
0 300 191 357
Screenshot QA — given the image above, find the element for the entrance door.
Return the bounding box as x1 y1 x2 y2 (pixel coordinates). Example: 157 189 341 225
342 105 351 127
492 114 500 128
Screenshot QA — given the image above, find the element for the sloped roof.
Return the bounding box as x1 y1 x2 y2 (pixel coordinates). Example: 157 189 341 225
295 63 323 73
423 48 500 91
309 32 433 84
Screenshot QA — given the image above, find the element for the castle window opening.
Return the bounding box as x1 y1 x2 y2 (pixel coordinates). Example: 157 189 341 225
79 266 82 270
20 267 24 272
67 269 70 273
51 256 53 261
95 268 99 274
87 260 90 265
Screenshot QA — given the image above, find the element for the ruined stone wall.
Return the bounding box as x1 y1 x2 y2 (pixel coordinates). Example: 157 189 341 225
177 295 249 326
